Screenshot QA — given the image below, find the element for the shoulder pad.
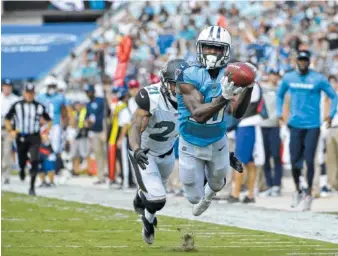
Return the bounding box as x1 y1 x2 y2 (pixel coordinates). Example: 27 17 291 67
135 86 161 115
142 84 162 115
135 88 150 113
181 65 201 88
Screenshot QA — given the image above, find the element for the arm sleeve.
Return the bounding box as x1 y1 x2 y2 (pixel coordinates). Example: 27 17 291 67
276 77 289 117
41 105 51 121
320 76 338 118
5 103 16 120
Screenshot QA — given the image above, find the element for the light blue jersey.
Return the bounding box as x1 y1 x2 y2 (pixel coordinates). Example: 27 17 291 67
276 70 337 129
37 93 66 125
177 63 227 147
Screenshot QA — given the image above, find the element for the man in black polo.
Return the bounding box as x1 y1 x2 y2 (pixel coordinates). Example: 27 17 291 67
5 83 52 196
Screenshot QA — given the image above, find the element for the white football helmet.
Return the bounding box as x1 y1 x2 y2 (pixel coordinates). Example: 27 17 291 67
196 26 231 69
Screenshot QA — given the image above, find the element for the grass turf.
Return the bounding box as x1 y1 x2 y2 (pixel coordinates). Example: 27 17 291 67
2 191 338 256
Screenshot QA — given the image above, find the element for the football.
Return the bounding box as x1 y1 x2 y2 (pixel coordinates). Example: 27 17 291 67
224 62 256 87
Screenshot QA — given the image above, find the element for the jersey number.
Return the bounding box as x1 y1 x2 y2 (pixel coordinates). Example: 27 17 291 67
149 121 175 142
189 98 225 125
147 86 160 95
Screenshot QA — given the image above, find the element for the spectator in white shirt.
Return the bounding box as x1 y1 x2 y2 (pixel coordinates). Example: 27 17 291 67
1 79 19 184
114 87 132 189
127 79 141 115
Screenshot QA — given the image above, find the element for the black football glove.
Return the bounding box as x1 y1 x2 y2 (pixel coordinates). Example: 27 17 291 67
230 152 243 173
134 148 150 170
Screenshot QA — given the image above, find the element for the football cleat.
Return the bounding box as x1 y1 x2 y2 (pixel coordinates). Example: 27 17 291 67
192 197 212 216
141 215 157 244
133 190 145 215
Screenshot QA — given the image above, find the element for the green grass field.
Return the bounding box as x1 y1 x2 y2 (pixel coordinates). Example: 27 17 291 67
2 192 338 256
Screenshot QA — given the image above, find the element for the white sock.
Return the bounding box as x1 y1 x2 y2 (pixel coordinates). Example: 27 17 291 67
204 183 216 201
320 175 328 188
300 176 308 189
145 209 155 224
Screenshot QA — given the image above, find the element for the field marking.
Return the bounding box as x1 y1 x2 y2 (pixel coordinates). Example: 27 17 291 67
315 248 338 251
229 241 308 245
3 183 338 244
1 218 25 221
288 253 338 255
2 244 326 249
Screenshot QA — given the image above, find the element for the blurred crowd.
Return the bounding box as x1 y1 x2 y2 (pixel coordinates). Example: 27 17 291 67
2 1 338 201
64 1 338 90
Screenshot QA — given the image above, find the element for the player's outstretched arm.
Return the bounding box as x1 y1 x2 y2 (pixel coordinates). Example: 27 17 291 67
129 108 150 151
231 86 254 119
129 108 151 170
179 83 229 123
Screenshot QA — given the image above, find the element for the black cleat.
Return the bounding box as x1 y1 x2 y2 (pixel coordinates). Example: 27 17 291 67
242 196 255 204
141 215 156 244
133 190 145 215
29 188 36 196
19 170 26 181
227 195 240 203
39 182 50 188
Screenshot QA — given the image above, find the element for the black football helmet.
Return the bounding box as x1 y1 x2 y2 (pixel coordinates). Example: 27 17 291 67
159 58 189 102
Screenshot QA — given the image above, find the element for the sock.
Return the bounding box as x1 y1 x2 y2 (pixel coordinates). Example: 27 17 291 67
299 175 308 190
30 175 36 190
145 209 155 224
320 175 328 188
204 183 216 201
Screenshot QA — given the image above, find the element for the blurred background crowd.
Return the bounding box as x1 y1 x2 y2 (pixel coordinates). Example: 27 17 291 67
2 1 338 201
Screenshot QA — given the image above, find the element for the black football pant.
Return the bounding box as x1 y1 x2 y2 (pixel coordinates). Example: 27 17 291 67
16 134 41 190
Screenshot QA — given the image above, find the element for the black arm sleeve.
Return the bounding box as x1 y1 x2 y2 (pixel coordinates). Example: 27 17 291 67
134 88 150 112
5 102 17 121
41 104 51 121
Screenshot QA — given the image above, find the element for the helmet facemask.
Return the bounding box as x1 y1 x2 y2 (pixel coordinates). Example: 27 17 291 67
197 41 230 69
160 75 177 103
47 84 57 95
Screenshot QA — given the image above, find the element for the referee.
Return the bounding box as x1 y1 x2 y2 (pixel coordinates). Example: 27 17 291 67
5 83 52 196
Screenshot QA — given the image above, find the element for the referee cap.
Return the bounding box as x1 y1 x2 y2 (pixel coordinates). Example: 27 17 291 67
24 83 35 92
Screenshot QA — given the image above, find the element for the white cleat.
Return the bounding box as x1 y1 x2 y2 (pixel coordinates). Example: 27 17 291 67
192 197 212 216
291 191 303 208
302 195 313 211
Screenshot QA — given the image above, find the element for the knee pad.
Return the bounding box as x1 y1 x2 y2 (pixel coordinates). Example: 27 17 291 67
140 192 166 214
208 177 226 192
183 184 202 204
186 195 201 205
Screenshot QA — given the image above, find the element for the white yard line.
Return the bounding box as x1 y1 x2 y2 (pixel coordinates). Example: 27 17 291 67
2 178 338 244
1 244 327 249
287 253 338 255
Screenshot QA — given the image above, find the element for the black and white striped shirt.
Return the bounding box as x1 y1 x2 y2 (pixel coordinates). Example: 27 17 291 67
5 100 51 135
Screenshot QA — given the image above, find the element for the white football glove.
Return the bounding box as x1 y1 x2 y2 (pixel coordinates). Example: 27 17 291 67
220 76 246 100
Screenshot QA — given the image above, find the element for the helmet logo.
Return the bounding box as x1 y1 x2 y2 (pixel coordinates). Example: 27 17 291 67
174 68 182 80
162 62 168 73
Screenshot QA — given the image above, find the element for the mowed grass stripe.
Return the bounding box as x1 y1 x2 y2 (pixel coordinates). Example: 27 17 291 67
2 192 338 256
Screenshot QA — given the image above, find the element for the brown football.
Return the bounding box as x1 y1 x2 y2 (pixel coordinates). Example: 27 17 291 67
224 62 256 87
